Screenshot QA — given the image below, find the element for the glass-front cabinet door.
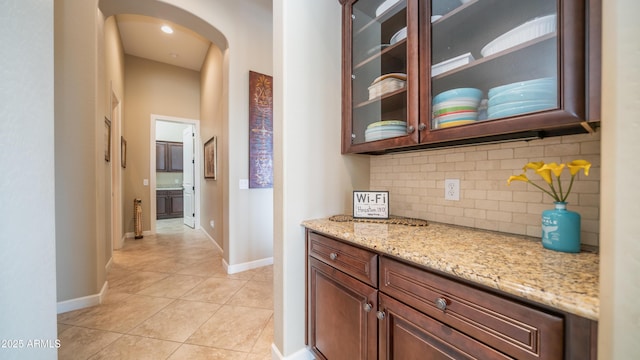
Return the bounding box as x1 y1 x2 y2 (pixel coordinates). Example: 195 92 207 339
341 0 420 153
340 0 599 153
421 0 594 144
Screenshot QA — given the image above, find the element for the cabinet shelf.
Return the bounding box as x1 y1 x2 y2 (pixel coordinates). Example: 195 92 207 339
432 33 557 94
431 0 557 63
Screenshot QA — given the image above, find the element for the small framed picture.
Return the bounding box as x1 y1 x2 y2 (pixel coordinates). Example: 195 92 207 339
104 117 111 162
353 191 389 219
204 136 217 180
121 136 127 168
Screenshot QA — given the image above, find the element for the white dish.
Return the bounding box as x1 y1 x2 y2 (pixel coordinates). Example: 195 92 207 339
366 44 391 56
376 0 400 17
481 14 557 57
431 52 474 77
390 27 407 44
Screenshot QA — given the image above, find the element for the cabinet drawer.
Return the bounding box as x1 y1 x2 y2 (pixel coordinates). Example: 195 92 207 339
308 232 378 287
380 257 563 360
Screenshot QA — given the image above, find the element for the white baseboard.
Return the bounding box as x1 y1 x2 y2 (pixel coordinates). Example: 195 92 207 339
224 256 274 275
200 227 223 253
124 230 153 239
105 257 113 272
271 344 315 360
57 281 109 314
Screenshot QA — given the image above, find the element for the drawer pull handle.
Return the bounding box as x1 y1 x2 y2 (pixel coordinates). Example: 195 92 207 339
435 297 448 311
376 311 386 320
329 252 338 260
363 303 372 312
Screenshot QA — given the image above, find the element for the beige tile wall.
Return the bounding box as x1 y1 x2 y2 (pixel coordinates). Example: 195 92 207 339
370 132 601 246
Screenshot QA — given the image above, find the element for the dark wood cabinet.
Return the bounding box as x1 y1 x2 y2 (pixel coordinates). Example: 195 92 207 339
156 190 183 219
307 232 379 359
305 230 598 359
379 294 512 360
156 141 183 172
339 0 601 154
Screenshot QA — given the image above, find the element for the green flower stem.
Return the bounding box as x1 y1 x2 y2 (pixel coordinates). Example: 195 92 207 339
556 176 564 202
547 181 561 202
562 175 576 202
527 181 559 201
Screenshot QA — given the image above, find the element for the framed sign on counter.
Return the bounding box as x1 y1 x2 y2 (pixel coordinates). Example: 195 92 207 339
353 191 389 219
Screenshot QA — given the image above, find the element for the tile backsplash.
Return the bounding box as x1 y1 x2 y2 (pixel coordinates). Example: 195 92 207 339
370 132 601 246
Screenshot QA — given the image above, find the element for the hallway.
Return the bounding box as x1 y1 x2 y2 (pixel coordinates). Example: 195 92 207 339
57 219 273 359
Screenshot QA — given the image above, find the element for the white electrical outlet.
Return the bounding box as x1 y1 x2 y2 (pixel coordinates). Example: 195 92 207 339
445 179 460 201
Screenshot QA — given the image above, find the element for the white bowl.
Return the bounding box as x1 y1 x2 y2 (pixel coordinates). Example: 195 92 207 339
376 0 400 17
390 27 407 44
481 14 557 57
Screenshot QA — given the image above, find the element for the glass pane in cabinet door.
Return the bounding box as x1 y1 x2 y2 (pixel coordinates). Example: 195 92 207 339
430 0 558 130
350 0 408 145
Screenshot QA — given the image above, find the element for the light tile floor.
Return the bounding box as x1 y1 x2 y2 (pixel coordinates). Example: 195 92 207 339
57 219 273 360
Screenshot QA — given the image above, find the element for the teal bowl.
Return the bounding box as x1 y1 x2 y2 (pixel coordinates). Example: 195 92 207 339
433 88 483 105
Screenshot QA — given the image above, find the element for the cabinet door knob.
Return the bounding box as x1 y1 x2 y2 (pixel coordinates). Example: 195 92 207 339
376 311 386 320
407 125 415 134
329 252 338 260
418 123 427 131
435 297 448 311
363 303 372 312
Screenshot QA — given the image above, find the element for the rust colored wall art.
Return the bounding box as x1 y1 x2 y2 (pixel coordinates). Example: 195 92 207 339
249 71 273 188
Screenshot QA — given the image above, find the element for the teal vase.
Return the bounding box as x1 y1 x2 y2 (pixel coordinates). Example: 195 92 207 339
541 202 581 253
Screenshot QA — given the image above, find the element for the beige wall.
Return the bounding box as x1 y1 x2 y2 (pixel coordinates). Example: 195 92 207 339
273 0 371 356
123 55 200 233
371 133 600 246
599 0 640 357
0 0 57 355
104 15 126 249
55 0 109 302
200 44 225 249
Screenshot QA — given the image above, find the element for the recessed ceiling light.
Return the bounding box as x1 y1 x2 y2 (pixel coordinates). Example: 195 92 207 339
169 53 179 58
161 25 174 34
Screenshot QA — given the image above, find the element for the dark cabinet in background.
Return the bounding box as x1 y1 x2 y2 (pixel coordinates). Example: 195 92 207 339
156 141 183 172
156 190 183 219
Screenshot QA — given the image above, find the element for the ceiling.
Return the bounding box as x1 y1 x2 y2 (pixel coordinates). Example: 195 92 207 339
115 14 211 72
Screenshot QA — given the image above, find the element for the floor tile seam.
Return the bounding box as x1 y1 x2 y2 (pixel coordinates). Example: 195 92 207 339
114 297 179 334
60 325 125 360
171 342 255 358
182 337 257 354
134 276 207 299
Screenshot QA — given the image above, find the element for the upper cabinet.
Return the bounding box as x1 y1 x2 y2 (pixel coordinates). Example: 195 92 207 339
156 141 183 172
340 0 601 154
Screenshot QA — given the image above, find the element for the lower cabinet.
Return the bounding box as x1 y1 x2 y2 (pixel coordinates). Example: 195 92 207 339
156 190 183 219
305 230 597 360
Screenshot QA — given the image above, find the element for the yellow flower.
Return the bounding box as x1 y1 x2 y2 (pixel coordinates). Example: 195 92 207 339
535 167 553 184
540 162 565 177
567 160 591 176
522 161 544 172
507 159 591 203
507 174 529 185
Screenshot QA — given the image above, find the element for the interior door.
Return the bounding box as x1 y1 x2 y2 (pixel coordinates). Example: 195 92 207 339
182 126 195 228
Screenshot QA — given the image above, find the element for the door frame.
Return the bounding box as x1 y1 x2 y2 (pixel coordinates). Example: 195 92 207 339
111 90 123 251
150 114 202 234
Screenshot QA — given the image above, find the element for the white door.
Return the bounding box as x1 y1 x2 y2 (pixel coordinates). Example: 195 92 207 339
182 126 196 228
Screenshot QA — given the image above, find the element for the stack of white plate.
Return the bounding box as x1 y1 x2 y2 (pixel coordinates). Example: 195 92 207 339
365 120 407 142
487 77 557 119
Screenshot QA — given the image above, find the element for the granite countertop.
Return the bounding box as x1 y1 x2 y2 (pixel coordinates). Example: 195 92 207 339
157 187 183 191
302 218 599 321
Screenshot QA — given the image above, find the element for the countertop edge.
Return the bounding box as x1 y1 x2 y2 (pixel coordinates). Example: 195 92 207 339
302 219 599 321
